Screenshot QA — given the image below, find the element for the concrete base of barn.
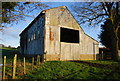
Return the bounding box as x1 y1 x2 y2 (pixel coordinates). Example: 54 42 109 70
79 54 96 60
45 54 61 61
45 54 96 61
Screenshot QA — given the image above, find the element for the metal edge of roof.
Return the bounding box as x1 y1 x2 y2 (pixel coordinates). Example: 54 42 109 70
19 6 67 36
19 11 44 36
85 33 99 43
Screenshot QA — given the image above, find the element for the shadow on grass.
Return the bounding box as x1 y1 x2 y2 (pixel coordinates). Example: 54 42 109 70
70 60 118 69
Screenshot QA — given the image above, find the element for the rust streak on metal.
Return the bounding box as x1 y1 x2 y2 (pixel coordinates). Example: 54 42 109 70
50 28 54 41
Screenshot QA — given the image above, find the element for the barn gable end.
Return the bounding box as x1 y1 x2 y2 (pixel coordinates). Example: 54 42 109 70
44 6 83 30
43 6 99 61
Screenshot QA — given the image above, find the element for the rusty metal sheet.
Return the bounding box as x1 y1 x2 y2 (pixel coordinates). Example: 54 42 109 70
50 28 54 40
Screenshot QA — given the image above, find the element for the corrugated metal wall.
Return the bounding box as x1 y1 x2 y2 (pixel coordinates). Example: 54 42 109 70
20 15 45 55
44 6 99 60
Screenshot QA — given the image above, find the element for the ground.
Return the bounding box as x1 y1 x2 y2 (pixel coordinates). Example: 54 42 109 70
1 47 120 80
21 61 120 80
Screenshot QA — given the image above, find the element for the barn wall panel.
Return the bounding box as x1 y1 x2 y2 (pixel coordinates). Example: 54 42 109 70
60 42 71 60
71 44 80 60
44 26 50 54
22 15 45 55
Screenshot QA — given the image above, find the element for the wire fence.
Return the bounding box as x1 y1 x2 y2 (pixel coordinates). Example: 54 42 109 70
2 53 46 80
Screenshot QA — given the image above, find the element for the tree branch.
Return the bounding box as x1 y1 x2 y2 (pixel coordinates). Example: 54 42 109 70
89 14 108 21
101 2 109 15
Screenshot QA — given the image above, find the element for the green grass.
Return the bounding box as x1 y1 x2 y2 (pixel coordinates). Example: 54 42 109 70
1 47 19 64
1 47 38 79
20 61 120 80
1 48 120 80
82 60 119 65
1 47 18 50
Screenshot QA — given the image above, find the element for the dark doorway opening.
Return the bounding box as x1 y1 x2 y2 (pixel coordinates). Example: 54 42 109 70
60 27 79 43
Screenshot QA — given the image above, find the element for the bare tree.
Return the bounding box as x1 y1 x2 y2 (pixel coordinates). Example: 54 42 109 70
72 2 120 61
1 2 48 30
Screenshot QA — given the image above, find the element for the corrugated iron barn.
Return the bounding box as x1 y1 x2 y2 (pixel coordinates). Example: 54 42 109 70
19 6 99 61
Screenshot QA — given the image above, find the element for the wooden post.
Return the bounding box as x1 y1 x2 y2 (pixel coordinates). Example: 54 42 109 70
102 51 104 60
37 55 38 65
37 55 40 65
38 55 40 65
41 55 44 63
44 53 46 62
12 54 17 79
32 57 34 70
24 57 26 74
3 56 6 79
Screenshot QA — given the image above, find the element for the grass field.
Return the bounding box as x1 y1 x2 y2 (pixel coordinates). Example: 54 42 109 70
1 47 19 64
21 61 120 80
1 47 120 80
83 60 119 65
